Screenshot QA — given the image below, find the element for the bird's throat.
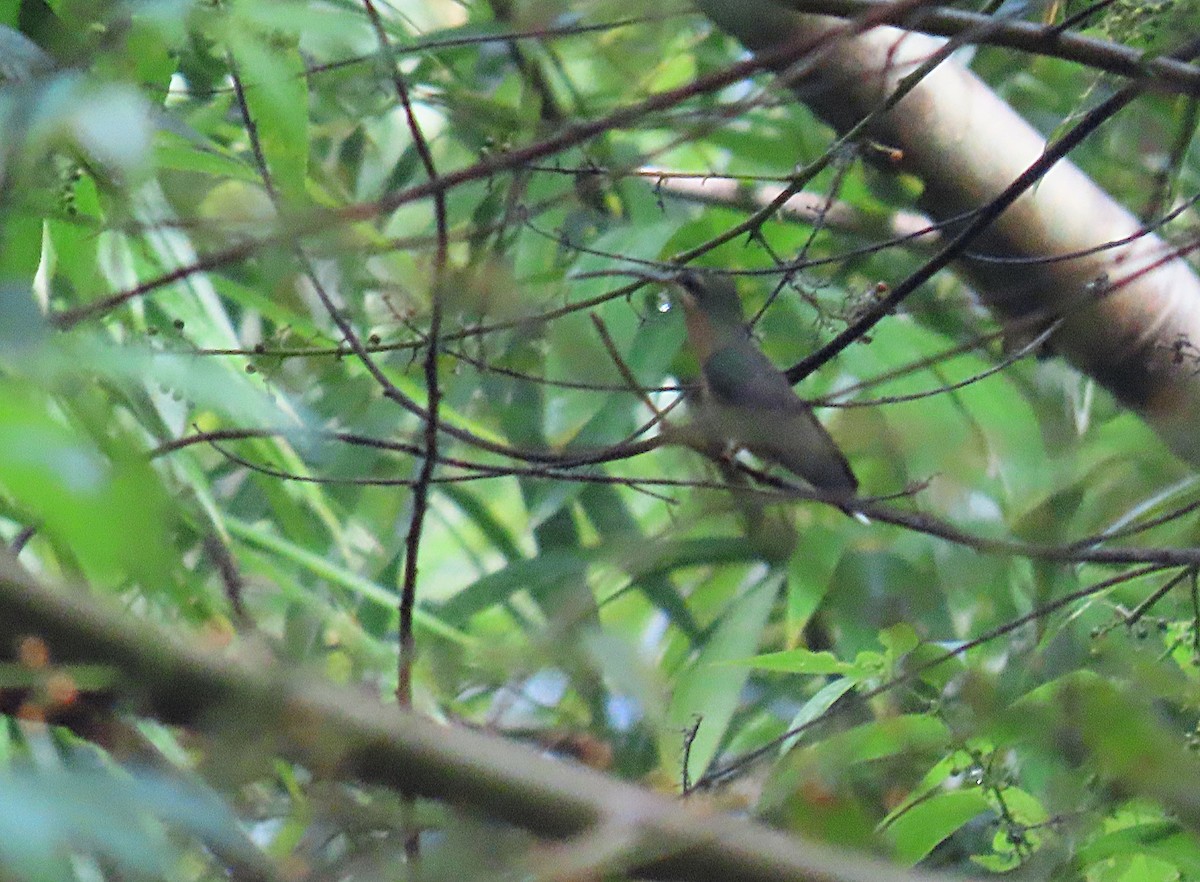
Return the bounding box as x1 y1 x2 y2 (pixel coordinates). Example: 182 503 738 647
682 304 718 363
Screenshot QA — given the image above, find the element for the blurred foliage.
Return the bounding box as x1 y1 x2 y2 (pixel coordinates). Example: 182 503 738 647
0 0 1198 879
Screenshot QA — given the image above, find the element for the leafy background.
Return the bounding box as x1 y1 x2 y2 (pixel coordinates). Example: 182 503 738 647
1 0 1199 879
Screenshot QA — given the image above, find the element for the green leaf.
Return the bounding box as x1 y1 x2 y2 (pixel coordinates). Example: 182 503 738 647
666 570 782 784
224 31 309 204
1076 822 1200 880
735 648 855 675
0 378 173 585
226 516 473 648
153 129 260 181
809 714 951 766
780 676 859 753
879 623 920 661
884 789 992 864
0 24 53 82
785 525 846 644
435 548 591 625
580 484 701 639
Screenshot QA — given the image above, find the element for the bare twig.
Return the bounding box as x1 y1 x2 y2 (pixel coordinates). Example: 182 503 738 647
361 0 449 731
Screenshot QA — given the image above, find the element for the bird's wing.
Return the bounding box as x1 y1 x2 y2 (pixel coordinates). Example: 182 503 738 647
702 342 806 411
702 342 858 493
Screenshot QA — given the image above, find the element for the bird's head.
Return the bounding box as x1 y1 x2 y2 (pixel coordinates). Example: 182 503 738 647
673 271 746 328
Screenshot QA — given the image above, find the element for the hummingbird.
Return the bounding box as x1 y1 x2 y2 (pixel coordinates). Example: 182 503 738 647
672 271 859 497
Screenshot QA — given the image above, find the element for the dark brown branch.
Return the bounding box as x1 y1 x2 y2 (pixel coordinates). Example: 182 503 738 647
157 426 1200 569
363 0 447 732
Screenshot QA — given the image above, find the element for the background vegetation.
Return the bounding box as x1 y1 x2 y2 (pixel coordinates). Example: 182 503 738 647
2 0 1200 879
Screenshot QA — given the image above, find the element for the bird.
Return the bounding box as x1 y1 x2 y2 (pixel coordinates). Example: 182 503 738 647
672 271 859 497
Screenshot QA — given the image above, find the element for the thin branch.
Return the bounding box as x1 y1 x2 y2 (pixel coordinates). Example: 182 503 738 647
589 313 664 417
1115 567 1194 630
830 318 1063 407
361 0 448 727
158 425 1200 569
